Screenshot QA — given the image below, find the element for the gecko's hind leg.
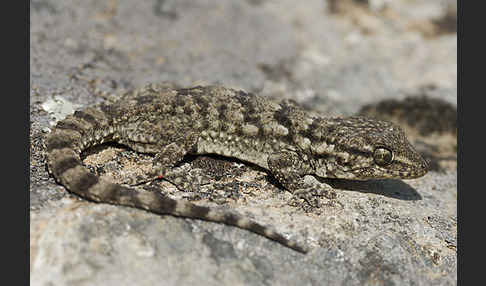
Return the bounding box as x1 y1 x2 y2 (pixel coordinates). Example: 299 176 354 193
124 141 188 186
125 133 211 196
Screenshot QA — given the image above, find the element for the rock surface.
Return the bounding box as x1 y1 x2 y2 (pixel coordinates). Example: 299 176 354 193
30 0 457 285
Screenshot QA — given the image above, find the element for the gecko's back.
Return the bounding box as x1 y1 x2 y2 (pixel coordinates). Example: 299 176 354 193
91 85 314 168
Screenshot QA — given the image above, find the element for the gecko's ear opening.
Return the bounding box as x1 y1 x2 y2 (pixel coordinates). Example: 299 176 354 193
373 147 393 166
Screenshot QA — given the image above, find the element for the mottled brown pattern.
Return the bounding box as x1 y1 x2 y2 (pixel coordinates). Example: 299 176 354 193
45 84 428 254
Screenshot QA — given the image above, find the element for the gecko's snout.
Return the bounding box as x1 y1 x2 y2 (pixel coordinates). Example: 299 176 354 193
402 151 429 179
417 155 429 177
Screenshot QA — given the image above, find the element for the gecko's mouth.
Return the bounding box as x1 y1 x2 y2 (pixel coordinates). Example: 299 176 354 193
395 155 429 179
345 166 424 180
401 165 429 179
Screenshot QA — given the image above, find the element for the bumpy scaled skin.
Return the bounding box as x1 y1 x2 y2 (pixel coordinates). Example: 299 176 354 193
46 84 428 254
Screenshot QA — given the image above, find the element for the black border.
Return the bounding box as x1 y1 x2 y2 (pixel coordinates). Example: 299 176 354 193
457 0 465 285
8 0 29 284
456 0 461 282
25 0 30 284
457 1 462 285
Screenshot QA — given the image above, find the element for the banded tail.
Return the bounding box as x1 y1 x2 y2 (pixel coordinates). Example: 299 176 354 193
45 112 307 254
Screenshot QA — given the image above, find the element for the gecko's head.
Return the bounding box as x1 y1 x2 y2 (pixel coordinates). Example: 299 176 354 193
310 117 428 180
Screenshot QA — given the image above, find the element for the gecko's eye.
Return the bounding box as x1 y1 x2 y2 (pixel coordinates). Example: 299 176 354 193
373 147 393 166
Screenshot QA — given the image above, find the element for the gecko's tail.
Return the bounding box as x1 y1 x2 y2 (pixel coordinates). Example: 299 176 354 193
46 123 308 254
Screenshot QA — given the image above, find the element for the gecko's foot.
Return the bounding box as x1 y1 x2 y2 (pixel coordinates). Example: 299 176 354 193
162 166 213 194
121 157 214 199
289 188 337 212
288 175 338 212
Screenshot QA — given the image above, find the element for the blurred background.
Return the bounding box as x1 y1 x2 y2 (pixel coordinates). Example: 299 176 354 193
31 0 456 115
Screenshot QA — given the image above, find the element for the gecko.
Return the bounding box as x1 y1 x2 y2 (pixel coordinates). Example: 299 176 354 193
45 84 428 254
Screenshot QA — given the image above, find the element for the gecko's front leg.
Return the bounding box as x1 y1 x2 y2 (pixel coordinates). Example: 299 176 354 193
267 150 337 210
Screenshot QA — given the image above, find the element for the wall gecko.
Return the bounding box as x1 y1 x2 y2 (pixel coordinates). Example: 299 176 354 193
46 84 428 253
